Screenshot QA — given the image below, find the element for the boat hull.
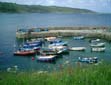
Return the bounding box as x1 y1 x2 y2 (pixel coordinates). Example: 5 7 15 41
37 55 56 62
14 51 36 56
73 36 84 40
69 47 86 51
90 43 105 47
78 57 98 64
91 47 105 52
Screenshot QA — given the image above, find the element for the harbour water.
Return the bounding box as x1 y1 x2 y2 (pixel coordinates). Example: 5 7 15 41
0 13 111 72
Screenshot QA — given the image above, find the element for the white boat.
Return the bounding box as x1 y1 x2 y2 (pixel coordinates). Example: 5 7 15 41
57 48 68 54
49 46 67 50
69 47 86 51
40 48 57 55
57 50 63 54
37 55 56 62
49 41 68 47
90 39 100 43
78 57 98 64
45 37 56 41
90 42 105 47
91 47 105 52
73 36 84 40
49 46 69 54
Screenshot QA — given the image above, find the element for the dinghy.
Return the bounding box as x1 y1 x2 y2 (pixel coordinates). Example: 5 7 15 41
14 50 36 56
78 57 98 64
37 55 56 62
45 37 56 42
91 47 105 52
69 47 86 51
90 42 105 47
73 36 84 40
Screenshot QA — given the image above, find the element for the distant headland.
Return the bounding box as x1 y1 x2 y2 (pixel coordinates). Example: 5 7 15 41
0 2 95 13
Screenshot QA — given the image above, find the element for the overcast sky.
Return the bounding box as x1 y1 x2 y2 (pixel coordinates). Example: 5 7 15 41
0 0 111 13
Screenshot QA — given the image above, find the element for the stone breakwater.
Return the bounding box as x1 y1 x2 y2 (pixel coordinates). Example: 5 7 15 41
16 27 111 41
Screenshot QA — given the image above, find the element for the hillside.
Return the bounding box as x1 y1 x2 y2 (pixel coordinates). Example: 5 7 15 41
0 2 95 13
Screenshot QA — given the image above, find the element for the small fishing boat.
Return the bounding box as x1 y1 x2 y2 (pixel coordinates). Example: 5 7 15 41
73 36 84 40
57 49 69 54
90 42 105 47
69 47 86 51
26 39 42 44
40 48 57 55
14 50 36 56
49 46 69 54
23 41 42 51
89 38 100 43
45 37 56 42
78 57 98 64
24 40 42 48
49 41 68 47
37 55 56 62
49 38 62 44
23 44 41 50
91 47 105 52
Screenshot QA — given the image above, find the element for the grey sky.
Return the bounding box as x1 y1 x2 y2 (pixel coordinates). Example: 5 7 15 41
0 0 111 13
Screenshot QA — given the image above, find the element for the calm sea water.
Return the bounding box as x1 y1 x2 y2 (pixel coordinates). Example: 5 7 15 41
0 13 111 72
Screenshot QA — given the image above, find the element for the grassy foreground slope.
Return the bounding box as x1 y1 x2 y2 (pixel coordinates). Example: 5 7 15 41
0 63 111 85
0 2 95 13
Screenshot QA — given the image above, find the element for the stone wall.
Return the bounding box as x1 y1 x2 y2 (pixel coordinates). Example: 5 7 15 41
16 27 111 41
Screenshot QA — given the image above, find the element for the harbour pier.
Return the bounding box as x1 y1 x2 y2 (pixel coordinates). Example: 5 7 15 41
16 27 111 41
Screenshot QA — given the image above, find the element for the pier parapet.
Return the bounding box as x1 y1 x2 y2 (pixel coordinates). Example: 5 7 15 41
16 26 111 41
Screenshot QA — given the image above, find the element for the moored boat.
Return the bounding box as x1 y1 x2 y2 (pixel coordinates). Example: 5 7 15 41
23 44 41 50
69 47 86 51
22 40 42 51
49 41 68 47
24 40 42 48
49 46 69 54
90 42 105 47
78 57 98 64
89 38 100 43
40 48 57 55
37 55 56 62
49 38 62 44
45 37 56 42
14 50 36 56
73 36 84 40
91 47 105 52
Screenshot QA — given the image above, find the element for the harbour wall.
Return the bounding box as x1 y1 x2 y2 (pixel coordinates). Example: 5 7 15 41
16 27 111 41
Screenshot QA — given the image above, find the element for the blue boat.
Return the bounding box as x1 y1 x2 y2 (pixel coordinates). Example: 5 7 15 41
25 40 43 46
23 40 42 50
17 29 29 33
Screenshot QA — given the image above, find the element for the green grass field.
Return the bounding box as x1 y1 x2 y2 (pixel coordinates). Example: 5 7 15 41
0 63 111 85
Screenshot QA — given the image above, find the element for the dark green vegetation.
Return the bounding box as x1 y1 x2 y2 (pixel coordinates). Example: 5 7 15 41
0 2 95 13
0 63 111 85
